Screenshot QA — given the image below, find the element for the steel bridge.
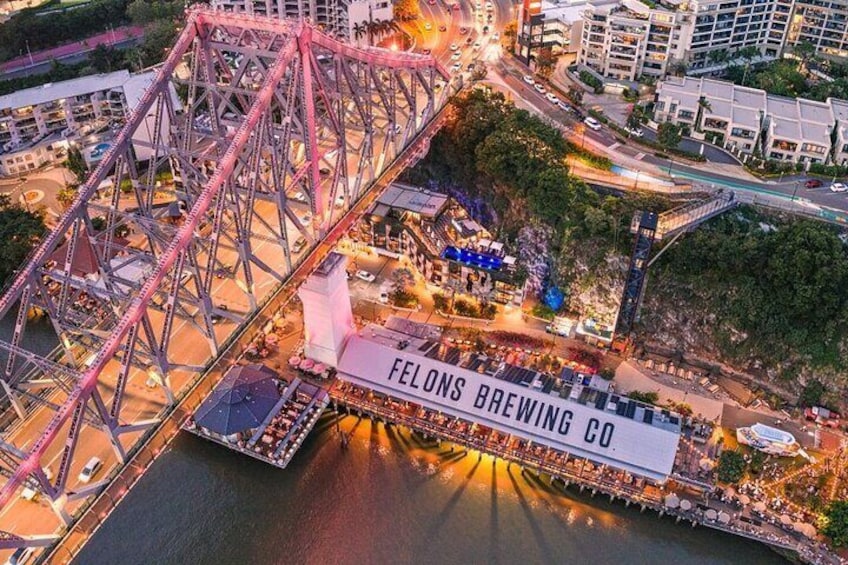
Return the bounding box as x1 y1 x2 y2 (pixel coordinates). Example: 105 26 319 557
0 6 451 550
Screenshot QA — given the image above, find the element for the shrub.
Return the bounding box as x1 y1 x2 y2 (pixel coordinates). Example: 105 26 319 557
717 450 746 484
578 70 603 94
531 303 557 320
432 293 449 312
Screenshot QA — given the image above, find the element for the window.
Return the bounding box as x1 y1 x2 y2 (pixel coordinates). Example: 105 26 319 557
731 127 755 139
678 109 695 120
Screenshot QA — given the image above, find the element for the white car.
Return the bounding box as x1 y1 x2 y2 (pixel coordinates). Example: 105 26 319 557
379 290 389 304
450 43 459 51
78 456 102 484
473 41 481 51
829 182 848 193
299 213 312 226
451 62 462 73
424 22 432 30
522 74 534 85
545 92 560 104
334 194 346 208
4 547 34 565
625 126 644 137
584 116 602 131
291 191 307 202
492 32 500 41
451 50 462 61
356 270 376 283
534 83 546 94
557 100 573 112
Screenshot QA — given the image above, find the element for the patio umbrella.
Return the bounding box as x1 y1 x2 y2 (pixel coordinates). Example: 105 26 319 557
265 334 279 345
739 494 751 505
718 512 731 524
288 356 301 367
664 494 680 509
753 501 767 512
300 358 315 371
311 362 327 375
705 509 718 520
780 514 792 526
680 499 692 511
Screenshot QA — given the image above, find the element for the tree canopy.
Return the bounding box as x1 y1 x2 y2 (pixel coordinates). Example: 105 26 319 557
821 501 848 548
717 450 746 484
0 196 46 287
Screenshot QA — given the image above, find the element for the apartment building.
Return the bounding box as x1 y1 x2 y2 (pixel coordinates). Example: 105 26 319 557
515 0 587 66
210 0 392 42
654 76 845 165
786 0 848 59
684 0 791 72
0 70 168 176
577 0 690 81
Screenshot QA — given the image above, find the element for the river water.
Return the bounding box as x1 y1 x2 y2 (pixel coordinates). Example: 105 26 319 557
74 411 785 565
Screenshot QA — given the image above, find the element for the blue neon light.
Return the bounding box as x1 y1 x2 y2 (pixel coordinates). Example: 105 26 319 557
441 246 503 271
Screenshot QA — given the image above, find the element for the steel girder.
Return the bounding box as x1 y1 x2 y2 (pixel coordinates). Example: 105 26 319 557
0 6 449 545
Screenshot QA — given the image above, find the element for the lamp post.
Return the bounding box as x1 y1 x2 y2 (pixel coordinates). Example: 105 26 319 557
790 180 800 203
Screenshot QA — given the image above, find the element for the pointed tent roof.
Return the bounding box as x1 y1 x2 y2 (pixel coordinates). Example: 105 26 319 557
194 364 281 436
48 231 129 278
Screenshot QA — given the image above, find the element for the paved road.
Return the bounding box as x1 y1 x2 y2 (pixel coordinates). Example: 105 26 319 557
0 26 144 78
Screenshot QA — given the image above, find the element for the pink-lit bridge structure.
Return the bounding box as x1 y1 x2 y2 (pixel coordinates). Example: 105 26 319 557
0 6 450 552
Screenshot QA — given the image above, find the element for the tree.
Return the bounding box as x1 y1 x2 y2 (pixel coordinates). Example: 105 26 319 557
0 195 45 287
390 267 415 294
567 87 583 106
736 45 760 86
535 47 559 80
627 390 659 404
657 122 682 151
353 22 367 45
695 96 711 132
88 44 124 73
821 500 848 547
668 59 688 76
792 41 817 75
138 20 180 67
716 450 746 483
799 380 825 407
502 21 517 51
64 145 88 183
392 0 420 22
707 48 729 68
626 104 648 132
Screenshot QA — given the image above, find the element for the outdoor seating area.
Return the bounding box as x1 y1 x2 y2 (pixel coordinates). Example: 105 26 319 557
184 363 330 469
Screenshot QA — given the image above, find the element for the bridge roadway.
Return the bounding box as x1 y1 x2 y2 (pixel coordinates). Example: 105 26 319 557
25 101 454 564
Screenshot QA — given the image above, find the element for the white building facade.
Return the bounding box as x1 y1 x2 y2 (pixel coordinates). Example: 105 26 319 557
654 76 848 165
210 0 392 42
0 70 170 176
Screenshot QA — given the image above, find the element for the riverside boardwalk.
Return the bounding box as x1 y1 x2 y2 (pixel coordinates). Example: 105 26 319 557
327 380 843 565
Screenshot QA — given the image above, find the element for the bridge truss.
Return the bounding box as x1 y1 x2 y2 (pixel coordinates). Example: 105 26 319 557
0 6 449 547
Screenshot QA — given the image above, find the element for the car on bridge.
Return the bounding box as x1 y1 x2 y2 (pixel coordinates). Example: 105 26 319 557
78 456 103 484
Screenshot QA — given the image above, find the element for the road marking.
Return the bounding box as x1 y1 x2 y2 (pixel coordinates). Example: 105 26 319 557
635 152 646 160
609 142 621 151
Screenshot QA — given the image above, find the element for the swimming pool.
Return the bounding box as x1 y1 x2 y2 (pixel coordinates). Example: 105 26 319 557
441 246 503 271
90 142 111 159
